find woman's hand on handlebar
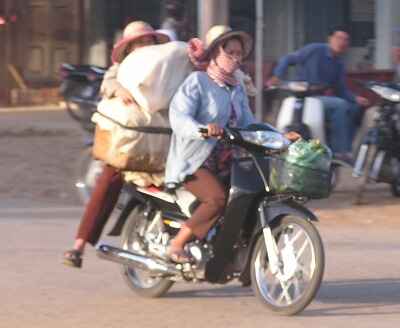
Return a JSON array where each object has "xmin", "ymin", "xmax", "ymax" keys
[
  {"xmin": 202, "ymin": 124, "xmax": 224, "ymax": 139},
  {"xmin": 283, "ymin": 131, "xmax": 302, "ymax": 142}
]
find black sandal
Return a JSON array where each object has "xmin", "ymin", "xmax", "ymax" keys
[{"xmin": 60, "ymin": 249, "xmax": 82, "ymax": 268}]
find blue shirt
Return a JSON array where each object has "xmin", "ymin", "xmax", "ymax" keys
[
  {"xmin": 165, "ymin": 71, "xmax": 256, "ymax": 187},
  {"xmin": 273, "ymin": 43, "xmax": 356, "ymax": 103}
]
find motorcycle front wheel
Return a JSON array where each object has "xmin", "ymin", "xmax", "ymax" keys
[
  {"xmin": 352, "ymin": 144, "xmax": 378, "ymax": 205},
  {"xmin": 250, "ymin": 215, "xmax": 324, "ymax": 316},
  {"xmin": 120, "ymin": 205, "xmax": 174, "ymax": 298}
]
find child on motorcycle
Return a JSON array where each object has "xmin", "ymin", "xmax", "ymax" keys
[{"xmin": 60, "ymin": 21, "xmax": 170, "ymax": 268}]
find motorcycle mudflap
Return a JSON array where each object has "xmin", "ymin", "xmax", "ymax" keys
[{"xmin": 205, "ymin": 156, "xmax": 268, "ymax": 283}]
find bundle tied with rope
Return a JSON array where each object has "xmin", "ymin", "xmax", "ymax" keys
[{"xmin": 92, "ymin": 41, "xmax": 193, "ymax": 186}]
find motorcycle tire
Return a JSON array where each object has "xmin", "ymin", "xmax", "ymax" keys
[
  {"xmin": 250, "ymin": 215, "xmax": 325, "ymax": 316},
  {"xmin": 390, "ymin": 179, "xmax": 400, "ymax": 197},
  {"xmin": 352, "ymin": 144, "xmax": 378, "ymax": 205},
  {"xmin": 330, "ymin": 163, "xmax": 340, "ymax": 190},
  {"xmin": 120, "ymin": 204, "xmax": 174, "ymax": 298},
  {"xmin": 74, "ymin": 146, "xmax": 104, "ymax": 205}
]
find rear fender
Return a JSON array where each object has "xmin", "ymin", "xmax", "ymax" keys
[{"xmin": 107, "ymin": 194, "xmax": 141, "ymax": 236}]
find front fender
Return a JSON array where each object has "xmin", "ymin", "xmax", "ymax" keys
[
  {"xmin": 264, "ymin": 199, "xmax": 318, "ymax": 223},
  {"xmin": 237, "ymin": 199, "xmax": 318, "ymax": 285}
]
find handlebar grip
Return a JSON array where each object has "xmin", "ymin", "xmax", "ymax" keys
[
  {"xmin": 199, "ymin": 128, "xmax": 208, "ymax": 134},
  {"xmin": 353, "ymin": 79, "xmax": 367, "ymax": 86}
]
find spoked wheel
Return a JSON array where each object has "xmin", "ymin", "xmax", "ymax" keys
[
  {"xmin": 74, "ymin": 146, "xmax": 104, "ymax": 205},
  {"xmin": 250, "ymin": 215, "xmax": 324, "ymax": 316},
  {"xmin": 120, "ymin": 205, "xmax": 174, "ymax": 298},
  {"xmin": 352, "ymin": 145, "xmax": 378, "ymax": 205}
]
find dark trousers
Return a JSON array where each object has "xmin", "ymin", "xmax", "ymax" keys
[
  {"xmin": 183, "ymin": 167, "xmax": 228, "ymax": 239},
  {"xmin": 76, "ymin": 164, "xmax": 122, "ymax": 245}
]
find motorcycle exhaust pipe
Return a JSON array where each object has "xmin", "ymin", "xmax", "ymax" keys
[{"xmin": 96, "ymin": 242, "xmax": 181, "ymax": 275}]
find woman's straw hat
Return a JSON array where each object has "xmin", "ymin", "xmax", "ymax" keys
[
  {"xmin": 202, "ymin": 25, "xmax": 254, "ymax": 60},
  {"xmin": 111, "ymin": 21, "xmax": 171, "ymax": 63}
]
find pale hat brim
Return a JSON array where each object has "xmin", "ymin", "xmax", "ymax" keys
[
  {"xmin": 111, "ymin": 32, "xmax": 170, "ymax": 63},
  {"xmin": 200, "ymin": 30, "xmax": 254, "ymax": 61}
]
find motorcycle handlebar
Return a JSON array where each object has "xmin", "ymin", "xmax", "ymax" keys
[{"xmin": 198, "ymin": 127, "xmax": 226, "ymax": 138}]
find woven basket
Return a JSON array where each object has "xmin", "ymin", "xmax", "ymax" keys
[{"xmin": 92, "ymin": 124, "xmax": 169, "ymax": 173}]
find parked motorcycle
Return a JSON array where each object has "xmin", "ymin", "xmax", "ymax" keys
[
  {"xmin": 59, "ymin": 63, "xmax": 107, "ymax": 132},
  {"xmin": 59, "ymin": 63, "xmax": 106, "ymax": 205},
  {"xmin": 96, "ymin": 124, "xmax": 330, "ymax": 316},
  {"xmin": 272, "ymin": 80, "xmax": 348, "ymax": 188},
  {"xmin": 352, "ymin": 80, "xmax": 400, "ymax": 205}
]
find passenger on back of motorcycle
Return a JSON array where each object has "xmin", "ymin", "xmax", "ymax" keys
[
  {"xmin": 266, "ymin": 25, "xmax": 370, "ymax": 165},
  {"xmin": 165, "ymin": 30, "xmax": 300, "ymax": 264},
  {"xmin": 60, "ymin": 21, "xmax": 171, "ymax": 269}
]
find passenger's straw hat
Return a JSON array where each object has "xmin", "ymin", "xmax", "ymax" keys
[
  {"xmin": 111, "ymin": 21, "xmax": 170, "ymax": 63},
  {"xmin": 202, "ymin": 25, "xmax": 254, "ymax": 60}
]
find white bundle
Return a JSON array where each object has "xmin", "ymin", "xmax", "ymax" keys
[{"xmin": 117, "ymin": 41, "xmax": 193, "ymax": 113}]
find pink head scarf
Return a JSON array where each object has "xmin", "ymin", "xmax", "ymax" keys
[{"xmin": 187, "ymin": 37, "xmax": 241, "ymax": 86}]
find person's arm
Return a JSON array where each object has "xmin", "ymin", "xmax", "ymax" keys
[
  {"xmin": 334, "ymin": 61, "xmax": 369, "ymax": 106},
  {"xmin": 100, "ymin": 63, "xmax": 136, "ymax": 105},
  {"xmin": 100, "ymin": 64, "xmax": 121, "ymax": 98},
  {"xmin": 266, "ymin": 43, "xmax": 315, "ymax": 86},
  {"xmin": 169, "ymin": 73, "xmax": 205, "ymax": 139}
]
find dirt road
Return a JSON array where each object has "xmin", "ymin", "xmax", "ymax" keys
[{"xmin": 0, "ymin": 106, "xmax": 399, "ymax": 327}]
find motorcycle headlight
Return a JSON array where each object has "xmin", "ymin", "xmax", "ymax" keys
[
  {"xmin": 239, "ymin": 130, "xmax": 290, "ymax": 150},
  {"xmin": 287, "ymin": 81, "xmax": 309, "ymax": 92},
  {"xmin": 371, "ymin": 85, "xmax": 400, "ymax": 102}
]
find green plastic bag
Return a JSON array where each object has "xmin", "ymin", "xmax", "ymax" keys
[
  {"xmin": 269, "ymin": 139, "xmax": 332, "ymax": 198},
  {"xmin": 286, "ymin": 139, "xmax": 332, "ymax": 172}
]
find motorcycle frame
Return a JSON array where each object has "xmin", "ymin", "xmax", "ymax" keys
[{"xmin": 107, "ymin": 150, "xmax": 319, "ymax": 284}]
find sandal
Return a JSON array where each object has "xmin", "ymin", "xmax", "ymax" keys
[
  {"xmin": 60, "ymin": 249, "xmax": 82, "ymax": 268},
  {"xmin": 168, "ymin": 250, "xmax": 194, "ymax": 264}
]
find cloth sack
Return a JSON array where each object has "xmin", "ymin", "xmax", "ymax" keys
[
  {"xmin": 117, "ymin": 41, "xmax": 194, "ymax": 113},
  {"xmin": 92, "ymin": 98, "xmax": 171, "ymax": 173}
]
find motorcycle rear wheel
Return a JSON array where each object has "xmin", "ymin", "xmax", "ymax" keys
[
  {"xmin": 352, "ymin": 144, "xmax": 378, "ymax": 205},
  {"xmin": 120, "ymin": 205, "xmax": 174, "ymax": 298},
  {"xmin": 250, "ymin": 215, "xmax": 324, "ymax": 316}
]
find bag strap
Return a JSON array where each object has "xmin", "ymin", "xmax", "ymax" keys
[{"xmin": 95, "ymin": 111, "xmax": 172, "ymax": 135}]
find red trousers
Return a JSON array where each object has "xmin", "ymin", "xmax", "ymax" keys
[{"xmin": 76, "ymin": 164, "xmax": 122, "ymax": 245}]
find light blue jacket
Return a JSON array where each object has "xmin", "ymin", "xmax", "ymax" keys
[{"xmin": 165, "ymin": 71, "xmax": 256, "ymax": 187}]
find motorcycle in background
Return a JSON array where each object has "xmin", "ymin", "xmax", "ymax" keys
[
  {"xmin": 59, "ymin": 63, "xmax": 106, "ymax": 205},
  {"xmin": 271, "ymin": 80, "xmax": 343, "ymax": 188},
  {"xmin": 96, "ymin": 124, "xmax": 330, "ymax": 316},
  {"xmin": 352, "ymin": 80, "xmax": 400, "ymax": 205},
  {"xmin": 59, "ymin": 63, "xmax": 107, "ymax": 132}
]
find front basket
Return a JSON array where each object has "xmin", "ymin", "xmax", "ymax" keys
[{"xmin": 268, "ymin": 157, "xmax": 332, "ymax": 199}]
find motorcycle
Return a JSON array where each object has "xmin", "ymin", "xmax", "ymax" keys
[
  {"xmin": 352, "ymin": 80, "xmax": 400, "ymax": 205},
  {"xmin": 96, "ymin": 123, "xmax": 330, "ymax": 315},
  {"xmin": 59, "ymin": 63, "xmax": 106, "ymax": 205},
  {"xmin": 272, "ymin": 80, "xmax": 350, "ymax": 189},
  {"xmin": 59, "ymin": 63, "xmax": 107, "ymax": 132}
]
